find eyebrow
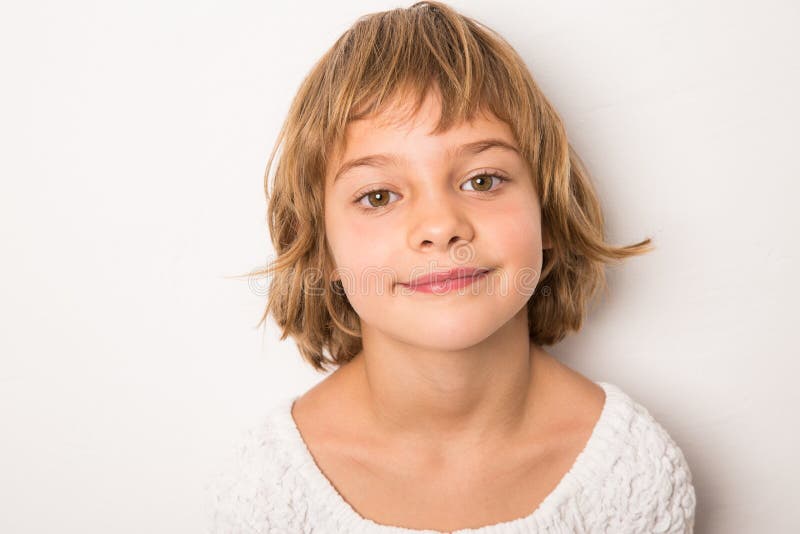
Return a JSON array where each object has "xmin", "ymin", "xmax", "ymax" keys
[{"xmin": 332, "ymin": 137, "xmax": 521, "ymax": 183}]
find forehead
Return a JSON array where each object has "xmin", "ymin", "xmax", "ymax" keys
[{"xmin": 329, "ymin": 91, "xmax": 517, "ymax": 171}]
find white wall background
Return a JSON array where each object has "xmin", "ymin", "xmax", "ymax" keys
[{"xmin": 2, "ymin": 1, "xmax": 798, "ymax": 532}]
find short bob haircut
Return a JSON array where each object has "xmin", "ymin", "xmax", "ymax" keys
[{"xmin": 247, "ymin": 1, "xmax": 653, "ymax": 373}]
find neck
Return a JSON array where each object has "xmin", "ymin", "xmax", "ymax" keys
[{"xmin": 347, "ymin": 307, "xmax": 541, "ymax": 458}]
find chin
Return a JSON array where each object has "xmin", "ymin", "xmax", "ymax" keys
[{"xmin": 397, "ymin": 315, "xmax": 507, "ymax": 348}]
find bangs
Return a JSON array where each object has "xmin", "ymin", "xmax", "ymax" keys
[{"xmin": 321, "ymin": 3, "xmax": 536, "ymax": 158}]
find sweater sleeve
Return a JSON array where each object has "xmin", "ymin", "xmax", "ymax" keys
[
  {"xmin": 205, "ymin": 424, "xmax": 302, "ymax": 534},
  {"xmin": 651, "ymin": 437, "xmax": 697, "ymax": 533},
  {"xmin": 629, "ymin": 410, "xmax": 697, "ymax": 534}
]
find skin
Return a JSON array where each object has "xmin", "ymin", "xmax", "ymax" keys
[
  {"xmin": 292, "ymin": 88, "xmax": 606, "ymax": 531},
  {"xmin": 316, "ymin": 86, "xmax": 571, "ymax": 467}
]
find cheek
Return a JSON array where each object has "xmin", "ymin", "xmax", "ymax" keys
[
  {"xmin": 331, "ymin": 217, "xmax": 394, "ymax": 259},
  {"xmin": 493, "ymin": 196, "xmax": 543, "ymax": 251},
  {"xmin": 490, "ymin": 198, "xmax": 544, "ymax": 293},
  {"xmin": 325, "ymin": 208, "xmax": 398, "ymax": 289}
]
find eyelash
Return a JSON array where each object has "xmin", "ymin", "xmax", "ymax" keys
[{"xmin": 352, "ymin": 172, "xmax": 510, "ymax": 212}]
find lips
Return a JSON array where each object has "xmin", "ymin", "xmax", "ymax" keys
[{"xmin": 402, "ymin": 267, "xmax": 492, "ymax": 288}]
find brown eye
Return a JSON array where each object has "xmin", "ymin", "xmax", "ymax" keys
[
  {"xmin": 354, "ymin": 173, "xmax": 508, "ymax": 213},
  {"xmin": 472, "ymin": 175, "xmax": 492, "ymax": 191},
  {"xmin": 462, "ymin": 173, "xmax": 507, "ymax": 193},
  {"xmin": 365, "ymin": 190, "xmax": 390, "ymax": 208},
  {"xmin": 354, "ymin": 188, "xmax": 397, "ymax": 210}
]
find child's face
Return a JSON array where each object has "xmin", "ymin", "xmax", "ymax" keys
[{"xmin": 323, "ymin": 89, "xmax": 548, "ymax": 349}]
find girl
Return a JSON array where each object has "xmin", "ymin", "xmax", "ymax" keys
[{"xmin": 210, "ymin": 2, "xmax": 696, "ymax": 532}]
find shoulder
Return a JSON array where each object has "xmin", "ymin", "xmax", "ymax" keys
[
  {"xmin": 205, "ymin": 399, "xmax": 307, "ymax": 534},
  {"xmin": 539, "ymin": 351, "xmax": 696, "ymax": 532},
  {"xmin": 593, "ymin": 382, "xmax": 698, "ymax": 533}
]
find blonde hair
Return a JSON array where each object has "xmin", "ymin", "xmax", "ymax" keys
[{"xmin": 246, "ymin": 1, "xmax": 653, "ymax": 373}]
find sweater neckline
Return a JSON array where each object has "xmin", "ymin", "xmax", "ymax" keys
[{"xmin": 268, "ymin": 380, "xmax": 627, "ymax": 533}]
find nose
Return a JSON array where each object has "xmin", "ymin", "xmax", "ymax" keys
[{"xmin": 406, "ymin": 189, "xmax": 476, "ymax": 256}]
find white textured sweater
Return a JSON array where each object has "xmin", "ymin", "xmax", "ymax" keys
[{"xmin": 207, "ymin": 381, "xmax": 696, "ymax": 533}]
